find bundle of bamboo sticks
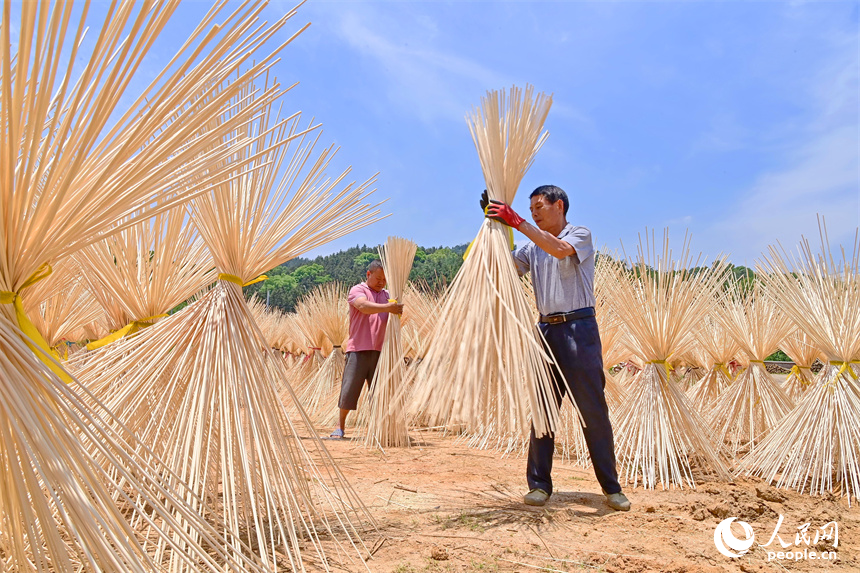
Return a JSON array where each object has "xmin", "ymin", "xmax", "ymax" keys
[
  {"xmin": 402, "ymin": 282, "xmax": 440, "ymax": 361},
  {"xmin": 364, "ymin": 236, "xmax": 417, "ymax": 450},
  {"xmin": 707, "ymin": 282, "xmax": 794, "ymax": 457},
  {"xmin": 780, "ymin": 330, "xmax": 824, "ymax": 401},
  {"xmin": 607, "ymin": 230, "xmax": 731, "ymax": 489},
  {"xmin": 299, "ymin": 282, "xmax": 351, "ymax": 423},
  {"xmin": 686, "ymin": 315, "xmax": 740, "ymax": 412},
  {"xmin": 740, "ymin": 224, "xmax": 860, "ymax": 502},
  {"xmin": 409, "ymin": 85, "xmax": 563, "ymax": 441},
  {"xmin": 76, "ymin": 207, "xmax": 214, "ymax": 350},
  {"xmin": 72, "ymin": 84, "xmax": 384, "ymax": 569},
  {"xmin": 1, "ymin": 1, "xmax": 313, "ymax": 569}
]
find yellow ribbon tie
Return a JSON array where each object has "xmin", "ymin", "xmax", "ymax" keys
[
  {"xmin": 647, "ymin": 359, "xmax": 674, "ymax": 381},
  {"xmin": 388, "ymin": 298, "xmax": 398, "ymax": 304},
  {"xmin": 714, "ymin": 362, "xmax": 733, "ymax": 380},
  {"xmin": 86, "ymin": 313, "xmax": 168, "ymax": 351},
  {"xmin": 0, "ymin": 263, "xmax": 72, "ymax": 384},
  {"xmin": 831, "ymin": 361, "xmax": 859, "ymax": 381},
  {"xmin": 218, "ymin": 273, "xmax": 268, "ymax": 287}
]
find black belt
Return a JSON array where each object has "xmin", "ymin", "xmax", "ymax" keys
[{"xmin": 539, "ymin": 307, "xmax": 595, "ymax": 324}]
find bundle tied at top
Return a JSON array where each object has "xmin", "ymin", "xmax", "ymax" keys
[
  {"xmin": 409, "ymin": 85, "xmax": 569, "ymax": 440},
  {"xmin": 740, "ymin": 221, "xmax": 860, "ymax": 502},
  {"xmin": 364, "ymin": 236, "xmax": 417, "ymax": 450}
]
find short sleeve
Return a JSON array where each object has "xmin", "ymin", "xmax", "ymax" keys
[
  {"xmin": 562, "ymin": 226, "xmax": 594, "ymax": 264},
  {"xmin": 347, "ymin": 284, "xmax": 367, "ymax": 306},
  {"xmin": 512, "ymin": 244, "xmax": 531, "ymax": 276}
]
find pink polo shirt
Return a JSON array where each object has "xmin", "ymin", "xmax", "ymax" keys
[{"xmin": 345, "ymin": 282, "xmax": 390, "ymax": 352}]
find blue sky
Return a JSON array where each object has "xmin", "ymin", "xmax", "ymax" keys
[{"xmin": 19, "ymin": 0, "xmax": 860, "ymax": 266}]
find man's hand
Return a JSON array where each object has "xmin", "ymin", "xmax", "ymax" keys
[
  {"xmin": 480, "ymin": 189, "xmax": 489, "ymax": 213},
  {"xmin": 486, "ymin": 200, "xmax": 525, "ymax": 229},
  {"xmin": 388, "ymin": 302, "xmax": 404, "ymax": 315}
]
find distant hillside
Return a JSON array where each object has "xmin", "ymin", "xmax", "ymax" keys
[{"xmin": 245, "ymin": 243, "xmax": 469, "ymax": 312}]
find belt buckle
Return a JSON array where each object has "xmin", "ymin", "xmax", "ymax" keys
[{"xmin": 548, "ymin": 314, "xmax": 564, "ymax": 324}]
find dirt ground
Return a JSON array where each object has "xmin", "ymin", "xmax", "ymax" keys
[{"xmin": 321, "ymin": 430, "xmax": 858, "ymax": 573}]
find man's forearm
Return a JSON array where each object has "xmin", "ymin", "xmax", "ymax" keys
[
  {"xmin": 353, "ymin": 300, "xmax": 391, "ymax": 315},
  {"xmin": 518, "ymin": 222, "xmax": 575, "ymax": 259}
]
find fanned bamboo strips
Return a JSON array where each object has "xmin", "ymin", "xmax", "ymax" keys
[
  {"xmin": 607, "ymin": 230, "xmax": 731, "ymax": 489},
  {"xmin": 780, "ymin": 330, "xmax": 825, "ymax": 401},
  {"xmin": 298, "ymin": 283, "xmax": 350, "ymax": 423},
  {"xmin": 75, "ymin": 206, "xmax": 215, "ymax": 341},
  {"xmin": 1, "ymin": 1, "xmax": 316, "ymax": 569},
  {"xmin": 72, "ymin": 88, "xmax": 384, "ymax": 570},
  {"xmin": 401, "ymin": 282, "xmax": 440, "ymax": 361},
  {"xmin": 23, "ymin": 260, "xmax": 102, "ymax": 351},
  {"xmin": 0, "ymin": 320, "xmax": 274, "ymax": 573},
  {"xmin": 706, "ymin": 283, "xmax": 794, "ymax": 457},
  {"xmin": 364, "ymin": 237, "xmax": 417, "ymax": 450},
  {"xmin": 740, "ymin": 224, "xmax": 860, "ymax": 502},
  {"xmin": 686, "ymin": 316, "xmax": 740, "ymax": 412},
  {"xmin": 409, "ymin": 85, "xmax": 564, "ymax": 439},
  {"xmin": 594, "ymin": 253, "xmax": 628, "ymax": 409}
]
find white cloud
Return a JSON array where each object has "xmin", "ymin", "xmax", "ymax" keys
[{"xmin": 333, "ymin": 8, "xmax": 508, "ymax": 124}]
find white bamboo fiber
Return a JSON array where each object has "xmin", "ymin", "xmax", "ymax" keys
[
  {"xmin": 607, "ymin": 230, "xmax": 732, "ymax": 489},
  {"xmin": 706, "ymin": 282, "xmax": 794, "ymax": 457},
  {"xmin": 0, "ymin": 1, "xmax": 313, "ymax": 569},
  {"xmin": 686, "ymin": 315, "xmax": 740, "ymax": 412},
  {"xmin": 409, "ymin": 85, "xmax": 565, "ymax": 440},
  {"xmin": 72, "ymin": 90, "xmax": 384, "ymax": 570},
  {"xmin": 364, "ymin": 237, "xmax": 418, "ymax": 450},
  {"xmin": 740, "ymin": 224, "xmax": 860, "ymax": 502}
]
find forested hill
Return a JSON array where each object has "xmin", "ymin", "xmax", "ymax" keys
[{"xmin": 245, "ymin": 244, "xmax": 469, "ymax": 312}]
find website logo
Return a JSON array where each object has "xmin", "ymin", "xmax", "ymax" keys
[
  {"xmin": 713, "ymin": 515, "xmax": 838, "ymax": 562},
  {"xmin": 714, "ymin": 518, "xmax": 755, "ymax": 558}
]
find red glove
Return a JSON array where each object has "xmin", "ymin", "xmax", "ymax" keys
[{"xmin": 485, "ymin": 200, "xmax": 525, "ymax": 229}]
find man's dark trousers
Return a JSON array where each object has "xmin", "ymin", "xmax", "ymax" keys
[{"xmin": 527, "ymin": 315, "xmax": 621, "ymax": 495}]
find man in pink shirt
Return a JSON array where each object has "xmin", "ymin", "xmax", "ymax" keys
[{"xmin": 330, "ymin": 260, "xmax": 403, "ymax": 438}]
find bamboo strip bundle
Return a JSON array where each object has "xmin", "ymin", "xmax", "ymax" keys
[
  {"xmin": 409, "ymin": 85, "xmax": 564, "ymax": 439},
  {"xmin": 706, "ymin": 282, "xmax": 794, "ymax": 457},
  {"xmin": 1, "ymin": 1, "xmax": 315, "ymax": 569},
  {"xmin": 76, "ymin": 206, "xmax": 215, "ymax": 349},
  {"xmin": 299, "ymin": 283, "xmax": 350, "ymax": 423},
  {"xmin": 780, "ymin": 330, "xmax": 825, "ymax": 401},
  {"xmin": 277, "ymin": 311, "xmax": 306, "ymax": 356},
  {"xmin": 72, "ymin": 92, "xmax": 385, "ymax": 570},
  {"xmin": 739, "ymin": 225, "xmax": 860, "ymax": 501},
  {"xmin": 364, "ymin": 237, "xmax": 417, "ymax": 450},
  {"xmin": 606, "ymin": 230, "xmax": 731, "ymax": 489},
  {"xmin": 686, "ymin": 316, "xmax": 740, "ymax": 412},
  {"xmin": 23, "ymin": 260, "xmax": 103, "ymax": 353},
  {"xmin": 401, "ymin": 282, "xmax": 440, "ymax": 361},
  {"xmin": 594, "ymin": 252, "xmax": 629, "ymax": 408},
  {"xmin": 247, "ymin": 295, "xmax": 283, "ymax": 348},
  {"xmin": 291, "ymin": 296, "xmax": 332, "ymax": 393}
]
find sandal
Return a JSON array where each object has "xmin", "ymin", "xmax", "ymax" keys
[{"xmin": 329, "ymin": 428, "xmax": 345, "ymax": 439}]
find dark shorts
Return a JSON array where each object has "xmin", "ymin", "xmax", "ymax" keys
[{"xmin": 338, "ymin": 350, "xmax": 381, "ymax": 410}]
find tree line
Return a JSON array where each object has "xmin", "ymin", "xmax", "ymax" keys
[{"xmin": 244, "ymin": 244, "xmax": 469, "ymax": 312}]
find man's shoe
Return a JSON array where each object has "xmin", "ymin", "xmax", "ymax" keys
[
  {"xmin": 605, "ymin": 491, "xmax": 631, "ymax": 511},
  {"xmin": 523, "ymin": 488, "xmax": 550, "ymax": 506},
  {"xmin": 329, "ymin": 428, "xmax": 345, "ymax": 439}
]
